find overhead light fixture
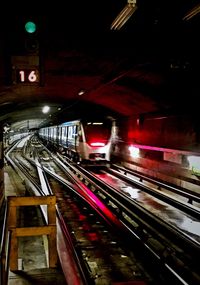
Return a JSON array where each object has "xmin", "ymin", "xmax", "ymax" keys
[
  {"xmin": 110, "ymin": 0, "xmax": 137, "ymax": 30},
  {"xmin": 78, "ymin": 90, "xmax": 85, "ymax": 96},
  {"xmin": 42, "ymin": 105, "xmax": 50, "ymax": 114},
  {"xmin": 183, "ymin": 4, "xmax": 200, "ymax": 21}
]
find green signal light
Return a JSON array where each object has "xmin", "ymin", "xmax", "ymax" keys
[{"xmin": 25, "ymin": 21, "xmax": 36, "ymax": 33}]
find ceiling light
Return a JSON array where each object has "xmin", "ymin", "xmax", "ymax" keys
[
  {"xmin": 110, "ymin": 0, "xmax": 137, "ymax": 30},
  {"xmin": 42, "ymin": 105, "xmax": 50, "ymax": 114},
  {"xmin": 78, "ymin": 90, "xmax": 85, "ymax": 96},
  {"xmin": 183, "ymin": 4, "xmax": 200, "ymax": 21}
]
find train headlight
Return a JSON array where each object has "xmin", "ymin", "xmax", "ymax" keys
[
  {"xmin": 128, "ymin": 145, "xmax": 140, "ymax": 158},
  {"xmin": 188, "ymin": 156, "xmax": 200, "ymax": 176}
]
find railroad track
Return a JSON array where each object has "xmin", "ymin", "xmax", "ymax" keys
[{"xmin": 5, "ymin": 136, "xmax": 200, "ymax": 285}]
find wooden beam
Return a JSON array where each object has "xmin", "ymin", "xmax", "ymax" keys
[
  {"xmin": 7, "ymin": 195, "xmax": 56, "ymax": 207},
  {"xmin": 7, "ymin": 195, "xmax": 58, "ymax": 271},
  {"xmin": 15, "ymin": 226, "xmax": 55, "ymax": 237}
]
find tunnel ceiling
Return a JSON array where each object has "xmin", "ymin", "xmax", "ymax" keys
[{"xmin": 0, "ymin": 0, "xmax": 200, "ymax": 131}]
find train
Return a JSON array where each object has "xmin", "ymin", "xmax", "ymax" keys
[{"xmin": 38, "ymin": 117, "xmax": 118, "ymax": 164}]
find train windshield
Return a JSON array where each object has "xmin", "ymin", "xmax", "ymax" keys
[{"xmin": 84, "ymin": 121, "xmax": 112, "ymax": 146}]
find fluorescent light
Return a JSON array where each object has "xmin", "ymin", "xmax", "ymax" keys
[
  {"xmin": 111, "ymin": 0, "xmax": 137, "ymax": 30},
  {"xmin": 183, "ymin": 4, "xmax": 200, "ymax": 21}
]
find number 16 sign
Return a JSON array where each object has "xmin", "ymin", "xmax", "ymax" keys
[{"xmin": 17, "ymin": 69, "xmax": 40, "ymax": 84}]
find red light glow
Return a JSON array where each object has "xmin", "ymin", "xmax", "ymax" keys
[{"xmin": 76, "ymin": 181, "xmax": 124, "ymax": 229}]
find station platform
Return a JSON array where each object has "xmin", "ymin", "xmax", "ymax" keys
[{"xmin": 4, "ymin": 164, "xmax": 67, "ymax": 285}]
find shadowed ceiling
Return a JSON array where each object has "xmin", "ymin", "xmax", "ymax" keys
[{"xmin": 0, "ymin": 0, "xmax": 200, "ymax": 131}]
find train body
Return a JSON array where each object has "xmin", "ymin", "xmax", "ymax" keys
[{"xmin": 38, "ymin": 117, "xmax": 117, "ymax": 164}]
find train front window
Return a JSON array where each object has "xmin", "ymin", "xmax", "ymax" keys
[{"xmin": 84, "ymin": 121, "xmax": 112, "ymax": 146}]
